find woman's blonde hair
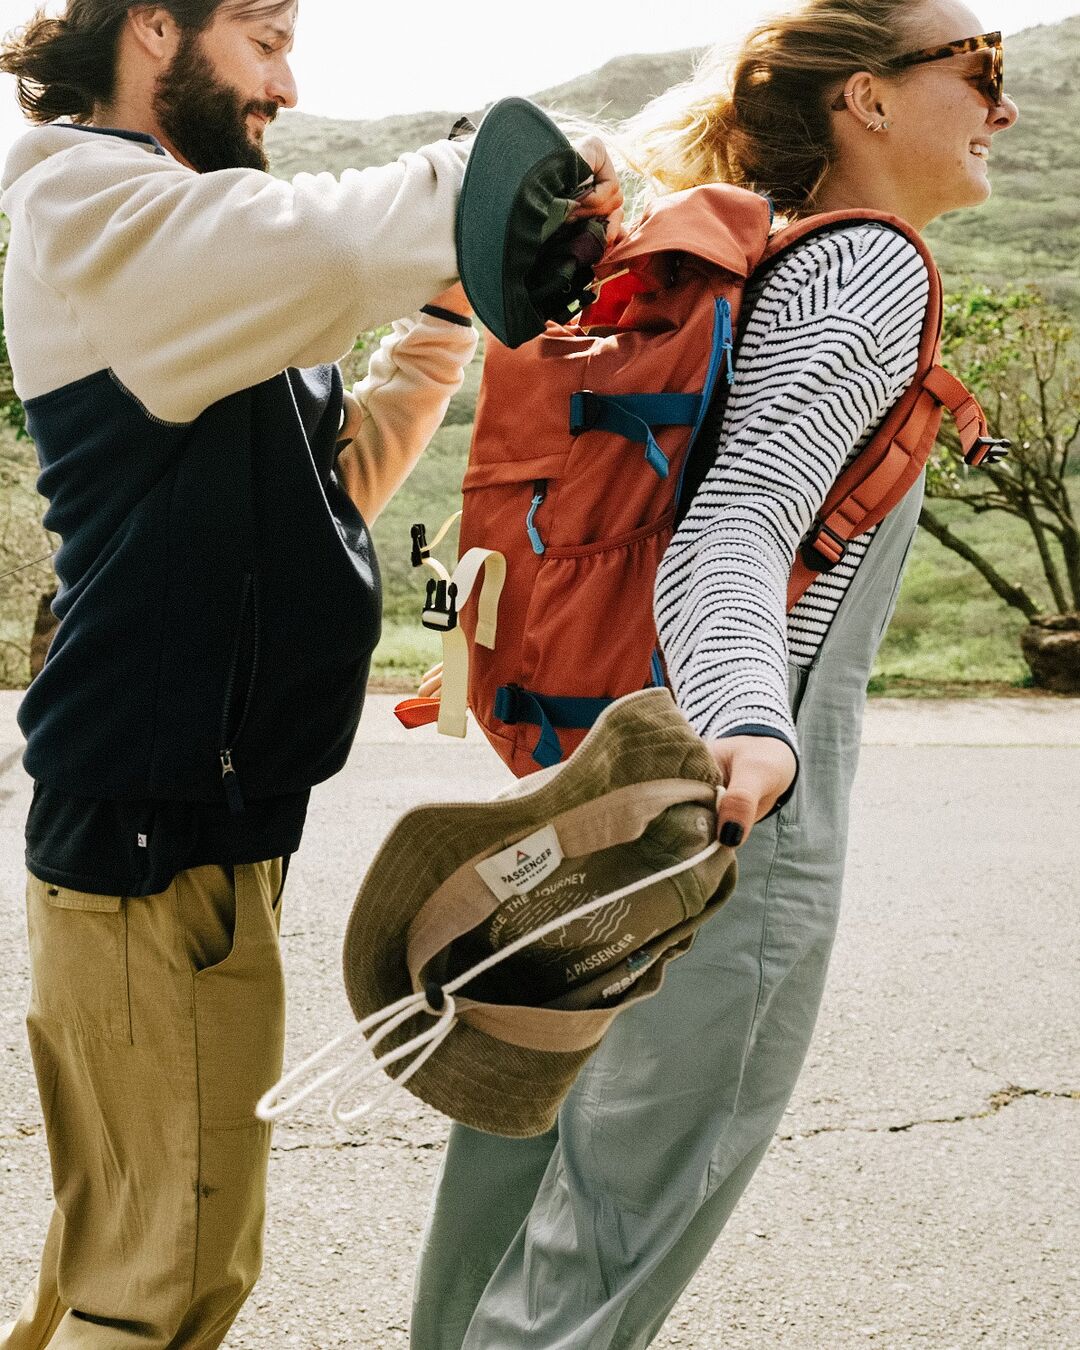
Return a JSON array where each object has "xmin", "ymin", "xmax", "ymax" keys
[{"xmin": 622, "ymin": 0, "xmax": 922, "ymax": 215}]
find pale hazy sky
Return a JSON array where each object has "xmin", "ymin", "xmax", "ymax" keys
[{"xmin": 0, "ymin": 0, "xmax": 1077, "ymax": 166}]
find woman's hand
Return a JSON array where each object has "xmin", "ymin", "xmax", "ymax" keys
[
  {"xmin": 417, "ymin": 662, "xmax": 443, "ymax": 700},
  {"xmin": 708, "ymin": 735, "xmax": 798, "ymax": 848},
  {"xmin": 569, "ymin": 135, "xmax": 625, "ymax": 244}
]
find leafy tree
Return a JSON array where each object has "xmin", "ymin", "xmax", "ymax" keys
[{"xmin": 922, "ymin": 285, "xmax": 1080, "ymax": 618}]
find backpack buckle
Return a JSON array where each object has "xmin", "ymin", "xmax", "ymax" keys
[
  {"xmin": 569, "ymin": 390, "xmax": 601, "ymax": 435},
  {"xmin": 422, "ymin": 579, "xmax": 458, "ymax": 632},
  {"xmin": 964, "ymin": 436, "xmax": 1011, "ymax": 468},
  {"xmin": 800, "ymin": 520, "xmax": 848, "ymax": 573}
]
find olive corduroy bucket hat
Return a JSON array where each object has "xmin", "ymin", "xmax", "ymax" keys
[{"xmin": 258, "ymin": 689, "xmax": 738, "ymax": 1138}]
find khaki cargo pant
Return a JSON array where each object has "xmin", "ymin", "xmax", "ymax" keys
[{"xmin": 1, "ymin": 859, "xmax": 286, "ymax": 1349}]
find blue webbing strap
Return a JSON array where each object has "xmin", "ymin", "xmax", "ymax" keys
[
  {"xmin": 569, "ymin": 392, "xmax": 704, "ymax": 480},
  {"xmin": 493, "ymin": 686, "xmax": 615, "ymax": 768}
]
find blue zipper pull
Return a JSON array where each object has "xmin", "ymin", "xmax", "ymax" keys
[
  {"xmin": 526, "ymin": 481, "xmax": 547, "ymax": 555},
  {"xmin": 721, "ymin": 299, "xmax": 735, "ymax": 385}
]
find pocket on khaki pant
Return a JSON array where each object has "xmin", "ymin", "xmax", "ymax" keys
[
  {"xmin": 26, "ymin": 876, "xmax": 132, "ymax": 1043},
  {"xmin": 188, "ymin": 861, "xmax": 286, "ymax": 1129}
]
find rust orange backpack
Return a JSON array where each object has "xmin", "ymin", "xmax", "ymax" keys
[{"xmin": 397, "ymin": 184, "xmax": 1006, "ymax": 777}]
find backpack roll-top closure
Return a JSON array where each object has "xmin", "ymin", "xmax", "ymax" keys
[{"xmin": 597, "ymin": 184, "xmax": 774, "ymax": 280}]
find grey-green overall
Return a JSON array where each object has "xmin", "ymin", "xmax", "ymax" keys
[{"xmin": 410, "ymin": 475, "xmax": 923, "ymax": 1350}]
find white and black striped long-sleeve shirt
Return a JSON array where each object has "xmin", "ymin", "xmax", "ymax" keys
[{"xmin": 654, "ymin": 223, "xmax": 931, "ymax": 755}]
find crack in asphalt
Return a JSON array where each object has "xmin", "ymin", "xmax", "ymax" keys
[
  {"xmin": 9, "ymin": 1083, "xmax": 1077, "ymax": 1156},
  {"xmin": 267, "ymin": 1085, "xmax": 1079, "ymax": 1156},
  {"xmin": 778, "ymin": 1084, "xmax": 1079, "ymax": 1143},
  {"xmin": 0, "ymin": 747, "xmax": 24, "ymax": 803},
  {"xmin": 272, "ymin": 1134, "xmax": 441, "ymax": 1154},
  {"xmin": 0, "ymin": 748, "xmax": 23, "ymax": 780}
]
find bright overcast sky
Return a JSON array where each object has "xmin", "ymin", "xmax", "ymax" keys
[{"xmin": 0, "ymin": 0, "xmax": 1077, "ymax": 165}]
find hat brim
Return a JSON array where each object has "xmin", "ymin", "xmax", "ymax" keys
[
  {"xmin": 342, "ymin": 689, "xmax": 731, "ymax": 1137},
  {"xmin": 456, "ymin": 97, "xmax": 594, "ymax": 349}
]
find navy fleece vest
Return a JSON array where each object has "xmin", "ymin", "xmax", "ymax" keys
[{"xmin": 19, "ymin": 362, "xmax": 381, "ymax": 805}]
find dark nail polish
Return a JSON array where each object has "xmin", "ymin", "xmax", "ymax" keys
[{"xmin": 720, "ymin": 822, "xmax": 744, "ymax": 848}]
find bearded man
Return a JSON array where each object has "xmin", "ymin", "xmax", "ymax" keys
[{"xmin": 0, "ymin": 2, "xmax": 619, "ymax": 1344}]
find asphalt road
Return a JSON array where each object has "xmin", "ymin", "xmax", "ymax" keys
[{"xmin": 1, "ymin": 693, "xmax": 1078, "ymax": 1348}]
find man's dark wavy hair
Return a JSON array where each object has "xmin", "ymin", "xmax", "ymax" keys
[{"xmin": 0, "ymin": 0, "xmax": 294, "ymax": 124}]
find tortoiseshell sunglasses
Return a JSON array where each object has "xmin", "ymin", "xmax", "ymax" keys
[{"xmin": 830, "ymin": 31, "xmax": 1005, "ymax": 112}]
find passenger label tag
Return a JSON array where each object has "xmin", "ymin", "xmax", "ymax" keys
[{"xmin": 475, "ymin": 826, "xmax": 564, "ymax": 900}]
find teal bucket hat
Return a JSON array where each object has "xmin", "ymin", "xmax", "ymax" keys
[{"xmin": 455, "ymin": 97, "xmax": 608, "ymax": 349}]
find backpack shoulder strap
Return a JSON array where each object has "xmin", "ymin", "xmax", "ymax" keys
[
  {"xmin": 762, "ymin": 208, "xmax": 944, "ymax": 353},
  {"xmin": 768, "ymin": 211, "xmax": 1008, "ymax": 610}
]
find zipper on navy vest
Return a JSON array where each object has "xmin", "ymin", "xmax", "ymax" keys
[{"xmin": 219, "ymin": 573, "xmax": 260, "ymax": 815}]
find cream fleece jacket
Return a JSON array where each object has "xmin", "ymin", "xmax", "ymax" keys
[{"xmin": 0, "ymin": 123, "xmax": 476, "ymax": 487}]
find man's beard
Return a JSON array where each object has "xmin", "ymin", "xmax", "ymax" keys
[{"xmin": 153, "ymin": 31, "xmax": 278, "ymax": 172}]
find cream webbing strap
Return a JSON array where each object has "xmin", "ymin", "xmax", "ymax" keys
[
  {"xmin": 416, "ymin": 512, "xmax": 460, "ymax": 582},
  {"xmin": 436, "ymin": 548, "xmax": 506, "ymax": 738},
  {"xmin": 417, "ymin": 512, "xmax": 505, "ymax": 740}
]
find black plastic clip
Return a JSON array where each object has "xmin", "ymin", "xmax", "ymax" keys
[
  {"xmin": 424, "ymin": 980, "xmax": 447, "ymax": 1014},
  {"xmin": 422, "ymin": 578, "xmax": 458, "ymax": 632},
  {"xmin": 800, "ymin": 520, "xmax": 848, "ymax": 574},
  {"xmin": 569, "ymin": 390, "xmax": 601, "ymax": 435},
  {"xmin": 410, "ymin": 523, "xmax": 429, "ymax": 568},
  {"xmin": 964, "ymin": 436, "xmax": 1011, "ymax": 468}
]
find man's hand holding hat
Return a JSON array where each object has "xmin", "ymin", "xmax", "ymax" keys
[
  {"xmin": 567, "ymin": 134, "xmax": 625, "ymax": 244},
  {"xmin": 455, "ymin": 99, "xmax": 625, "ymax": 348}
]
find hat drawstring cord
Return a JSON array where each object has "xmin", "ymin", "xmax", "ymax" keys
[
  {"xmin": 255, "ymin": 988, "xmax": 450, "ymax": 1121},
  {"xmin": 306, "ymin": 838, "xmax": 724, "ymax": 1125},
  {"xmin": 329, "ymin": 997, "xmax": 457, "ymax": 1124}
]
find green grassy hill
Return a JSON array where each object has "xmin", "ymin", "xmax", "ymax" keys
[
  {"xmin": 263, "ymin": 49, "xmax": 700, "ymax": 178},
  {"xmin": 266, "ymin": 19, "xmax": 1080, "ymax": 310}
]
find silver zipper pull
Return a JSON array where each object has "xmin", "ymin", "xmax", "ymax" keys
[{"xmin": 220, "ymin": 749, "xmax": 245, "ymax": 815}]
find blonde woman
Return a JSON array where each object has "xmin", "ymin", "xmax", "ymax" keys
[{"xmin": 411, "ymin": 2, "xmax": 1018, "ymax": 1346}]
